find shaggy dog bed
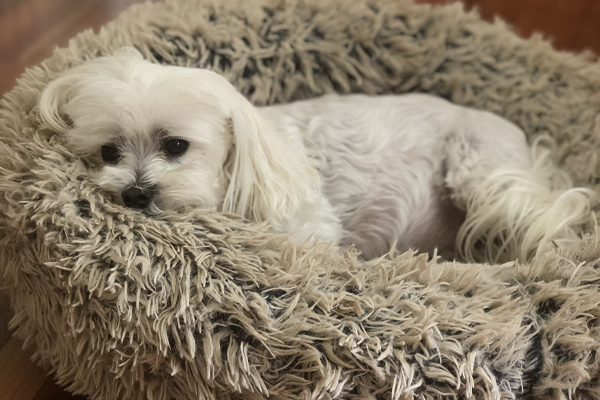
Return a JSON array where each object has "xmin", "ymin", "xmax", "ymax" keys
[{"xmin": 1, "ymin": 0, "xmax": 600, "ymax": 399}]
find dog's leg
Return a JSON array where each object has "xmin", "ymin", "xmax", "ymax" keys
[
  {"xmin": 443, "ymin": 112, "xmax": 594, "ymax": 263},
  {"xmin": 282, "ymin": 196, "xmax": 343, "ymax": 245}
]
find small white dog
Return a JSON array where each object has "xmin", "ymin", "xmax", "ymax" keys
[{"xmin": 39, "ymin": 49, "xmax": 594, "ymax": 262}]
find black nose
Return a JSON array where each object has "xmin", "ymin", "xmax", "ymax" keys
[{"xmin": 122, "ymin": 186, "xmax": 154, "ymax": 209}]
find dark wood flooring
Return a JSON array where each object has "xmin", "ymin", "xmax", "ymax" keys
[
  {"xmin": 1, "ymin": 0, "xmax": 600, "ymax": 399},
  {"xmin": 0, "ymin": 0, "xmax": 147, "ymax": 95}
]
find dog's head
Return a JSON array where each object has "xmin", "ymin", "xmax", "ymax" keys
[{"xmin": 39, "ymin": 49, "xmax": 317, "ymax": 227}]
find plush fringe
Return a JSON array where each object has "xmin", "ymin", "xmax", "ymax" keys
[{"xmin": 459, "ymin": 136, "xmax": 596, "ymax": 263}]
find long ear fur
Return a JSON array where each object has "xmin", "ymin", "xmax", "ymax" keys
[
  {"xmin": 39, "ymin": 72, "xmax": 82, "ymax": 134},
  {"xmin": 222, "ymin": 90, "xmax": 320, "ymax": 229},
  {"xmin": 39, "ymin": 48, "xmax": 145, "ymax": 134}
]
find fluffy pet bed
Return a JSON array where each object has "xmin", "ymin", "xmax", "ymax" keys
[{"xmin": 1, "ymin": 0, "xmax": 600, "ymax": 399}]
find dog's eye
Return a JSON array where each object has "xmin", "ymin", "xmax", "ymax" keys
[
  {"xmin": 164, "ymin": 139, "xmax": 189, "ymax": 157},
  {"xmin": 101, "ymin": 145, "xmax": 121, "ymax": 164}
]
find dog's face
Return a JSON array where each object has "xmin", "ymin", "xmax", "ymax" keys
[
  {"xmin": 40, "ymin": 49, "xmax": 318, "ymax": 230},
  {"xmin": 40, "ymin": 50, "xmax": 236, "ymax": 213},
  {"xmin": 65, "ymin": 75, "xmax": 234, "ymax": 213}
]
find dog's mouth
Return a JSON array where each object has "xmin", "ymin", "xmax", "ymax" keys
[
  {"xmin": 102, "ymin": 185, "xmax": 161, "ymax": 214},
  {"xmin": 104, "ymin": 179, "xmax": 216, "ymax": 216},
  {"xmin": 141, "ymin": 200, "xmax": 163, "ymax": 215},
  {"xmin": 130, "ymin": 192, "xmax": 211, "ymax": 216}
]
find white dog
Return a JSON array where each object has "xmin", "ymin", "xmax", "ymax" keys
[{"xmin": 39, "ymin": 49, "xmax": 594, "ymax": 262}]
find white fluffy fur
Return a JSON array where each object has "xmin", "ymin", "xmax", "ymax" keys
[{"xmin": 39, "ymin": 49, "xmax": 595, "ymax": 263}]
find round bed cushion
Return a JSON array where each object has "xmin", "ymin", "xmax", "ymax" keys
[{"xmin": 1, "ymin": 0, "xmax": 600, "ymax": 399}]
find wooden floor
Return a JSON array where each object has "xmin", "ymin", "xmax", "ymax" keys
[
  {"xmin": 0, "ymin": 0, "xmax": 147, "ymax": 95},
  {"xmin": 2, "ymin": 0, "xmax": 600, "ymax": 399}
]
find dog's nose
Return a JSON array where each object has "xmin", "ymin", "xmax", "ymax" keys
[{"xmin": 122, "ymin": 186, "xmax": 153, "ymax": 209}]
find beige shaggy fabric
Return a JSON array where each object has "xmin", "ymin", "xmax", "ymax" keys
[{"xmin": 1, "ymin": 0, "xmax": 600, "ymax": 399}]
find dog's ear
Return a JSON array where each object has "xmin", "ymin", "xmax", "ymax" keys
[
  {"xmin": 39, "ymin": 48, "xmax": 144, "ymax": 134},
  {"xmin": 221, "ymin": 91, "xmax": 319, "ymax": 229},
  {"xmin": 39, "ymin": 72, "xmax": 81, "ymax": 134}
]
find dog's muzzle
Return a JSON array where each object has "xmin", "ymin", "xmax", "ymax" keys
[{"xmin": 122, "ymin": 186, "xmax": 154, "ymax": 209}]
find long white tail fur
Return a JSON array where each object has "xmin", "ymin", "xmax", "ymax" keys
[{"xmin": 457, "ymin": 136, "xmax": 595, "ymax": 263}]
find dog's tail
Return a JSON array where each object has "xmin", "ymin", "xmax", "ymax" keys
[{"xmin": 457, "ymin": 136, "xmax": 595, "ymax": 263}]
